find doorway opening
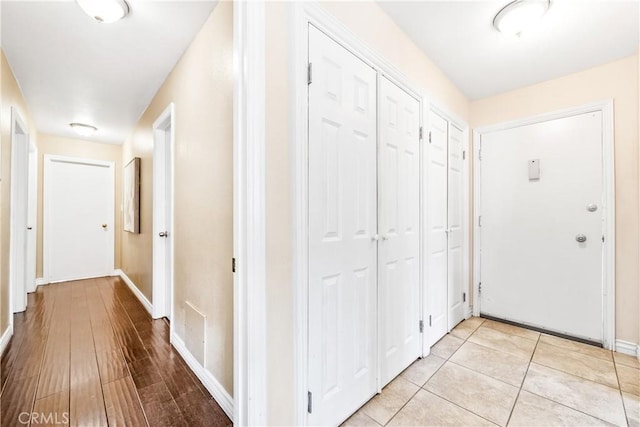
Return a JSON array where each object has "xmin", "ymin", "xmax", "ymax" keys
[
  {"xmin": 9, "ymin": 107, "xmax": 31, "ymax": 314},
  {"xmin": 152, "ymin": 103, "xmax": 175, "ymax": 321}
]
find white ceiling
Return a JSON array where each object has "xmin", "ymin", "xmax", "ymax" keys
[
  {"xmin": 1, "ymin": 1, "xmax": 217, "ymax": 144},
  {"xmin": 377, "ymin": 0, "xmax": 640, "ymax": 100}
]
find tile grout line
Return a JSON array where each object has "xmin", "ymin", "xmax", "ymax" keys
[
  {"xmin": 384, "ymin": 318, "xmax": 487, "ymax": 426},
  {"xmin": 504, "ymin": 330, "xmax": 541, "ymax": 426},
  {"xmin": 420, "ymin": 319, "xmax": 509, "ymax": 426},
  {"xmin": 612, "ymin": 351, "xmax": 630, "ymax": 425},
  {"xmin": 506, "ymin": 334, "xmax": 624, "ymax": 425}
]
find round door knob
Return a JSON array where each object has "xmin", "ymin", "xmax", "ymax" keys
[
  {"xmin": 159, "ymin": 231, "xmax": 168, "ymax": 238},
  {"xmin": 576, "ymin": 234, "xmax": 587, "ymax": 243},
  {"xmin": 27, "ymin": 227, "xmax": 32, "ymax": 230},
  {"xmin": 101, "ymin": 224, "xmax": 107, "ymax": 229}
]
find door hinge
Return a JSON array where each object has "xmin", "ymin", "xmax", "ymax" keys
[
  {"xmin": 428, "ymin": 131, "xmax": 432, "ymax": 143},
  {"xmin": 602, "ymin": 235, "xmax": 605, "ymax": 242},
  {"xmin": 419, "ymin": 126, "xmax": 423, "ymax": 141},
  {"xmin": 428, "ymin": 315, "xmax": 432, "ymax": 327},
  {"xmin": 478, "ymin": 216, "xmax": 482, "ymax": 227},
  {"xmin": 419, "ymin": 320, "xmax": 424, "ymax": 333},
  {"xmin": 307, "ymin": 391, "xmax": 313, "ymax": 414},
  {"xmin": 478, "ymin": 282, "xmax": 482, "ymax": 293},
  {"xmin": 307, "ymin": 63, "xmax": 313, "ymax": 85},
  {"xmin": 232, "ymin": 257, "xmax": 236, "ymax": 273},
  {"xmin": 463, "ymin": 292, "xmax": 466, "ymax": 303},
  {"xmin": 462, "ymin": 150, "xmax": 466, "ymax": 160}
]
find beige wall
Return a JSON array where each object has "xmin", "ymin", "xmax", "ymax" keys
[
  {"xmin": 265, "ymin": 2, "xmax": 471, "ymax": 424},
  {"xmin": 0, "ymin": 50, "xmax": 37, "ymax": 336},
  {"xmin": 470, "ymin": 55, "xmax": 640, "ymax": 344},
  {"xmin": 35, "ymin": 133, "xmax": 122, "ymax": 278},
  {"xmin": 120, "ymin": 1, "xmax": 234, "ymax": 394}
]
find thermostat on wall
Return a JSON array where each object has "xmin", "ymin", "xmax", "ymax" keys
[{"xmin": 528, "ymin": 159, "xmax": 540, "ymax": 180}]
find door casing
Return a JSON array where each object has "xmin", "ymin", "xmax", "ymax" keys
[
  {"xmin": 152, "ymin": 103, "xmax": 175, "ymax": 321},
  {"xmin": 472, "ymin": 100, "xmax": 615, "ymax": 349},
  {"xmin": 9, "ymin": 107, "xmax": 30, "ymax": 314},
  {"xmin": 26, "ymin": 141, "xmax": 38, "ymax": 294}
]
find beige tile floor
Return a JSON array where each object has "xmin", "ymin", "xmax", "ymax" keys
[{"xmin": 342, "ymin": 317, "xmax": 640, "ymax": 427}]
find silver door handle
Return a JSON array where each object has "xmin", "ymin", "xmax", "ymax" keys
[
  {"xmin": 27, "ymin": 227, "xmax": 32, "ymax": 230},
  {"xmin": 159, "ymin": 231, "xmax": 168, "ymax": 238},
  {"xmin": 576, "ymin": 234, "xmax": 587, "ymax": 243},
  {"xmin": 102, "ymin": 224, "xmax": 108, "ymax": 229}
]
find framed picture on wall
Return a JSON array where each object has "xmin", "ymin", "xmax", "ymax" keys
[{"xmin": 124, "ymin": 157, "xmax": 141, "ymax": 233}]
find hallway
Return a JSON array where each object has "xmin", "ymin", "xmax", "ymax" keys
[{"xmin": 0, "ymin": 277, "xmax": 231, "ymax": 427}]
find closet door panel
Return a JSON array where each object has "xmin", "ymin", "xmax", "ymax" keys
[
  {"xmin": 379, "ymin": 77, "xmax": 421, "ymax": 386},
  {"xmin": 308, "ymin": 25, "xmax": 378, "ymax": 427}
]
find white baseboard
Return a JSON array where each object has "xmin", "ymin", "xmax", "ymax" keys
[
  {"xmin": 0, "ymin": 324, "xmax": 14, "ymax": 356},
  {"xmin": 615, "ymin": 339, "xmax": 639, "ymax": 357},
  {"xmin": 35, "ymin": 277, "xmax": 48, "ymax": 286},
  {"xmin": 113, "ymin": 269, "xmax": 153, "ymax": 315},
  {"xmin": 170, "ymin": 331, "xmax": 234, "ymax": 421}
]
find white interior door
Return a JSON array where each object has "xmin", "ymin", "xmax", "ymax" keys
[
  {"xmin": 447, "ymin": 123, "xmax": 465, "ymax": 329},
  {"xmin": 379, "ymin": 76, "xmax": 421, "ymax": 386},
  {"xmin": 479, "ymin": 111, "xmax": 604, "ymax": 342},
  {"xmin": 308, "ymin": 25, "xmax": 378, "ymax": 426},
  {"xmin": 10, "ymin": 109, "xmax": 29, "ymax": 313},
  {"xmin": 425, "ymin": 111, "xmax": 448, "ymax": 346},
  {"xmin": 44, "ymin": 156, "xmax": 114, "ymax": 283},
  {"xmin": 153, "ymin": 104, "xmax": 174, "ymax": 320},
  {"xmin": 26, "ymin": 143, "xmax": 38, "ymax": 293}
]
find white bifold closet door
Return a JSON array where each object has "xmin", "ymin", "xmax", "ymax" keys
[
  {"xmin": 308, "ymin": 25, "xmax": 378, "ymax": 427},
  {"xmin": 425, "ymin": 110, "xmax": 466, "ymax": 347},
  {"xmin": 308, "ymin": 26, "xmax": 422, "ymax": 426},
  {"xmin": 378, "ymin": 77, "xmax": 421, "ymax": 386}
]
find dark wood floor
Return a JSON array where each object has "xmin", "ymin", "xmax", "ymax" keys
[{"xmin": 1, "ymin": 276, "xmax": 232, "ymax": 427}]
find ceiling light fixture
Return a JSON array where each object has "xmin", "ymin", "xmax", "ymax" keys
[
  {"xmin": 76, "ymin": 0, "xmax": 130, "ymax": 23},
  {"xmin": 493, "ymin": 0, "xmax": 550, "ymax": 36},
  {"xmin": 70, "ymin": 122, "xmax": 98, "ymax": 137}
]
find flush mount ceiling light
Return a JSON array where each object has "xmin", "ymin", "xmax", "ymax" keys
[
  {"xmin": 76, "ymin": 0, "xmax": 130, "ymax": 23},
  {"xmin": 493, "ymin": 0, "xmax": 550, "ymax": 36},
  {"xmin": 70, "ymin": 122, "xmax": 98, "ymax": 137}
]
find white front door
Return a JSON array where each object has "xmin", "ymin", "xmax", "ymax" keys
[
  {"xmin": 153, "ymin": 104, "xmax": 174, "ymax": 320},
  {"xmin": 44, "ymin": 156, "xmax": 114, "ymax": 283},
  {"xmin": 378, "ymin": 76, "xmax": 421, "ymax": 386},
  {"xmin": 447, "ymin": 123, "xmax": 465, "ymax": 329},
  {"xmin": 425, "ymin": 111, "xmax": 448, "ymax": 346},
  {"xmin": 308, "ymin": 25, "xmax": 378, "ymax": 426},
  {"xmin": 479, "ymin": 111, "xmax": 604, "ymax": 342}
]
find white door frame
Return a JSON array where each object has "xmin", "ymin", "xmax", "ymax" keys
[
  {"xmin": 9, "ymin": 107, "xmax": 30, "ymax": 314},
  {"xmin": 290, "ymin": 3, "xmax": 429, "ymax": 424},
  {"xmin": 43, "ymin": 154, "xmax": 115, "ymax": 283},
  {"xmin": 233, "ymin": 0, "xmax": 267, "ymax": 425},
  {"xmin": 472, "ymin": 100, "xmax": 615, "ymax": 349},
  {"xmin": 26, "ymin": 139, "xmax": 38, "ymax": 293},
  {"xmin": 152, "ymin": 103, "xmax": 175, "ymax": 321}
]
